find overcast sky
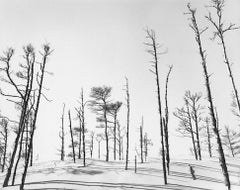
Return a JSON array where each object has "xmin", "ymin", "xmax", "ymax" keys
[{"xmin": 0, "ymin": 0, "xmax": 240, "ymax": 161}]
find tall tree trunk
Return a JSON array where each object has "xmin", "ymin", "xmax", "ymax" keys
[
  {"xmin": 2, "ymin": 125, "xmax": 8, "ymax": 173},
  {"xmin": 140, "ymin": 116, "xmax": 143, "ymax": 163},
  {"xmin": 164, "ymin": 65, "xmax": 172, "ymax": 174},
  {"xmin": 104, "ymin": 108, "xmax": 109, "ymax": 162},
  {"xmin": 193, "ymin": 101, "xmax": 202, "ymax": 160},
  {"xmin": 186, "ymin": 100, "xmax": 198, "ymax": 160},
  {"xmin": 205, "ymin": 118, "xmax": 212, "ymax": 158},
  {"xmin": 125, "ymin": 77, "xmax": 130, "ymax": 170},
  {"xmin": 145, "ymin": 29, "xmax": 167, "ymax": 184},
  {"xmin": 20, "ymin": 45, "xmax": 52, "ymax": 190},
  {"xmin": 68, "ymin": 110, "xmax": 76, "ymax": 163},
  {"xmin": 81, "ymin": 89, "xmax": 86, "ymax": 166},
  {"xmin": 78, "ymin": 117, "xmax": 82, "ymax": 159},
  {"xmin": 187, "ymin": 5, "xmax": 231, "ymax": 189},
  {"xmin": 12, "ymin": 124, "xmax": 25, "ymax": 185},
  {"xmin": 61, "ymin": 103, "xmax": 65, "ymax": 161},
  {"xmin": 114, "ymin": 112, "xmax": 117, "ymax": 160},
  {"xmin": 3, "ymin": 50, "xmax": 35, "ymax": 188}
]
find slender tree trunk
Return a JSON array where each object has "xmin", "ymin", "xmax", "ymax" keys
[
  {"xmin": 114, "ymin": 112, "xmax": 117, "ymax": 160},
  {"xmin": 81, "ymin": 89, "xmax": 86, "ymax": 167},
  {"xmin": 206, "ymin": 118, "xmax": 212, "ymax": 158},
  {"xmin": 61, "ymin": 103, "xmax": 65, "ymax": 161},
  {"xmin": 140, "ymin": 117, "xmax": 143, "ymax": 163},
  {"xmin": 164, "ymin": 65, "xmax": 172, "ymax": 174},
  {"xmin": 98, "ymin": 141, "xmax": 101, "ymax": 159},
  {"xmin": 68, "ymin": 110, "xmax": 76, "ymax": 163},
  {"xmin": 104, "ymin": 108, "xmax": 109, "ymax": 162},
  {"xmin": 3, "ymin": 62, "xmax": 34, "ymax": 187},
  {"xmin": 186, "ymin": 100, "xmax": 198, "ymax": 160},
  {"xmin": 20, "ymin": 45, "xmax": 52, "ymax": 190},
  {"xmin": 125, "ymin": 77, "xmax": 130, "ymax": 170},
  {"xmin": 188, "ymin": 5, "xmax": 231, "ymax": 189},
  {"xmin": 193, "ymin": 102, "xmax": 202, "ymax": 160},
  {"xmin": 12, "ymin": 126, "xmax": 25, "ymax": 185},
  {"xmin": 78, "ymin": 118, "xmax": 82, "ymax": 159},
  {"xmin": 2, "ymin": 128, "xmax": 8, "ymax": 173}
]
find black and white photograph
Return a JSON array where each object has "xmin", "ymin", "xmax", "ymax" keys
[{"xmin": 0, "ymin": 0, "xmax": 240, "ymax": 189}]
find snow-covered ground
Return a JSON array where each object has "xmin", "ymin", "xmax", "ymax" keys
[{"xmin": 1, "ymin": 157, "xmax": 240, "ymax": 190}]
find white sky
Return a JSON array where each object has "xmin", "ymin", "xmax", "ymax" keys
[{"xmin": 0, "ymin": 0, "xmax": 240, "ymax": 161}]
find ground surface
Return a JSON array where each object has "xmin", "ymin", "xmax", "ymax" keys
[{"xmin": 0, "ymin": 157, "xmax": 240, "ymax": 190}]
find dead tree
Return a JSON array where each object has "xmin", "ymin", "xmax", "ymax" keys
[
  {"xmin": 60, "ymin": 103, "xmax": 66, "ymax": 161},
  {"xmin": 174, "ymin": 99, "xmax": 198, "ymax": 160},
  {"xmin": 203, "ymin": 117, "xmax": 213, "ymax": 158},
  {"xmin": 124, "ymin": 77, "xmax": 130, "ymax": 170},
  {"xmin": 20, "ymin": 44, "xmax": 53, "ymax": 190},
  {"xmin": 222, "ymin": 126, "xmax": 240, "ymax": 157},
  {"xmin": 0, "ymin": 45, "xmax": 36, "ymax": 188},
  {"xmin": 187, "ymin": 4, "xmax": 231, "ymax": 189},
  {"xmin": 0, "ymin": 119, "xmax": 8, "ymax": 173},
  {"xmin": 145, "ymin": 28, "xmax": 167, "ymax": 184},
  {"xmin": 68, "ymin": 110, "xmax": 76, "ymax": 163},
  {"xmin": 143, "ymin": 132, "xmax": 153, "ymax": 162},
  {"xmin": 140, "ymin": 117, "xmax": 143, "ymax": 163},
  {"xmin": 117, "ymin": 121, "xmax": 125, "ymax": 160},
  {"xmin": 185, "ymin": 91, "xmax": 203, "ymax": 160},
  {"xmin": 75, "ymin": 104, "xmax": 82, "ymax": 159},
  {"xmin": 90, "ymin": 86, "xmax": 112, "ymax": 162},
  {"xmin": 206, "ymin": 0, "xmax": 240, "ymax": 119},
  {"xmin": 164, "ymin": 65, "xmax": 173, "ymax": 174},
  {"xmin": 108, "ymin": 101, "xmax": 122, "ymax": 160}
]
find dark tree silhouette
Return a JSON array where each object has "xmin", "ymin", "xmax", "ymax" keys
[
  {"xmin": 206, "ymin": 0, "xmax": 240, "ymax": 119},
  {"xmin": 68, "ymin": 110, "xmax": 76, "ymax": 163},
  {"xmin": 140, "ymin": 116, "xmax": 144, "ymax": 163},
  {"xmin": 0, "ymin": 118, "xmax": 8, "ymax": 173},
  {"xmin": 124, "ymin": 77, "xmax": 130, "ymax": 170},
  {"xmin": 108, "ymin": 101, "xmax": 122, "ymax": 160},
  {"xmin": 174, "ymin": 98, "xmax": 198, "ymax": 160},
  {"xmin": 90, "ymin": 86, "xmax": 112, "ymax": 162},
  {"xmin": 60, "ymin": 103, "xmax": 66, "ymax": 161},
  {"xmin": 145, "ymin": 29, "xmax": 167, "ymax": 184},
  {"xmin": 20, "ymin": 44, "xmax": 53, "ymax": 190},
  {"xmin": 222, "ymin": 126, "xmax": 240, "ymax": 157},
  {"xmin": 185, "ymin": 91, "xmax": 204, "ymax": 160},
  {"xmin": 186, "ymin": 4, "xmax": 231, "ymax": 189},
  {"xmin": 164, "ymin": 65, "xmax": 173, "ymax": 174},
  {"xmin": 0, "ymin": 45, "xmax": 36, "ymax": 188},
  {"xmin": 203, "ymin": 117, "xmax": 213, "ymax": 158}
]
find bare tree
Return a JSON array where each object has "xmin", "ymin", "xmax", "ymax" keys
[
  {"xmin": 108, "ymin": 101, "xmax": 122, "ymax": 160},
  {"xmin": 117, "ymin": 121, "xmax": 125, "ymax": 160},
  {"xmin": 0, "ymin": 119, "xmax": 8, "ymax": 173},
  {"xmin": 124, "ymin": 77, "xmax": 130, "ymax": 170},
  {"xmin": 185, "ymin": 91, "xmax": 203, "ymax": 160},
  {"xmin": 75, "ymin": 103, "xmax": 82, "ymax": 159},
  {"xmin": 60, "ymin": 103, "xmax": 66, "ymax": 161},
  {"xmin": 88, "ymin": 131, "xmax": 95, "ymax": 158},
  {"xmin": 222, "ymin": 126, "xmax": 240, "ymax": 157},
  {"xmin": 89, "ymin": 86, "xmax": 112, "ymax": 162},
  {"xmin": 206, "ymin": 0, "xmax": 240, "ymax": 119},
  {"xmin": 140, "ymin": 117, "xmax": 144, "ymax": 163},
  {"xmin": 203, "ymin": 117, "xmax": 213, "ymax": 158},
  {"xmin": 20, "ymin": 44, "xmax": 53, "ymax": 190},
  {"xmin": 0, "ymin": 45, "xmax": 36, "ymax": 188},
  {"xmin": 164, "ymin": 65, "xmax": 173, "ymax": 174},
  {"xmin": 145, "ymin": 28, "xmax": 167, "ymax": 184},
  {"xmin": 143, "ymin": 132, "xmax": 153, "ymax": 162},
  {"xmin": 68, "ymin": 110, "xmax": 76, "ymax": 163},
  {"xmin": 174, "ymin": 99, "xmax": 198, "ymax": 160},
  {"xmin": 186, "ymin": 4, "xmax": 231, "ymax": 189}
]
